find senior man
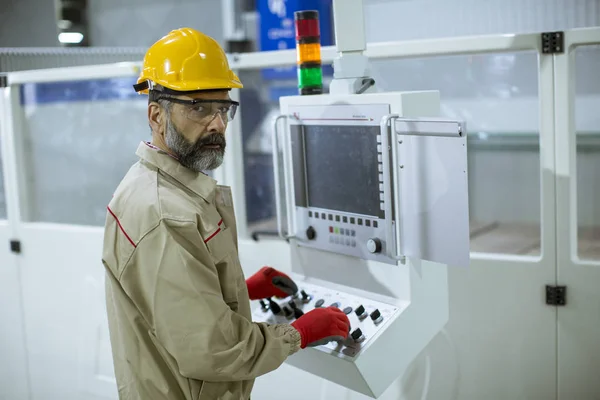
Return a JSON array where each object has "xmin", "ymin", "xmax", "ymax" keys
[{"xmin": 102, "ymin": 27, "xmax": 350, "ymax": 400}]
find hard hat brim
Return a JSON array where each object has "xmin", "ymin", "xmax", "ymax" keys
[{"xmin": 135, "ymin": 78, "xmax": 243, "ymax": 95}]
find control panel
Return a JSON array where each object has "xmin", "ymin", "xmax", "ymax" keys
[
  {"xmin": 296, "ymin": 207, "xmax": 392, "ymax": 265},
  {"xmin": 285, "ymin": 103, "xmax": 398, "ymax": 265},
  {"xmin": 251, "ymin": 281, "xmax": 403, "ymax": 357}
]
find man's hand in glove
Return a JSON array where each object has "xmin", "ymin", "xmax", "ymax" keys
[
  {"xmin": 291, "ymin": 307, "xmax": 351, "ymax": 348},
  {"xmin": 245, "ymin": 266, "xmax": 298, "ymax": 300}
]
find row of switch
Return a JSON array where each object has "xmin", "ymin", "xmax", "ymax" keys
[
  {"xmin": 314, "ymin": 299, "xmax": 384, "ymax": 325},
  {"xmin": 330, "ymin": 236, "xmax": 357, "ymax": 247},
  {"xmin": 308, "ymin": 211, "xmax": 379, "ymax": 228},
  {"xmin": 257, "ymin": 291, "xmax": 384, "ymax": 347}
]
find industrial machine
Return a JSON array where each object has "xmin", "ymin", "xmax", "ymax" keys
[{"xmin": 251, "ymin": 0, "xmax": 470, "ymax": 397}]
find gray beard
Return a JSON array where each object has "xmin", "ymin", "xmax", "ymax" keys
[{"xmin": 165, "ymin": 118, "xmax": 225, "ymax": 172}]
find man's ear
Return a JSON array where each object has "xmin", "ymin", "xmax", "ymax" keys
[{"xmin": 148, "ymin": 102, "xmax": 164, "ymax": 135}]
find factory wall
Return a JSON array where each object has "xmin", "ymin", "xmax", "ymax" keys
[
  {"xmin": 0, "ymin": 0, "xmax": 58, "ymax": 47},
  {"xmin": 86, "ymin": 0, "xmax": 224, "ymax": 47}
]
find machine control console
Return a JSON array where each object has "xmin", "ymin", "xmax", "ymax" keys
[{"xmin": 252, "ymin": 281, "xmax": 401, "ymax": 357}]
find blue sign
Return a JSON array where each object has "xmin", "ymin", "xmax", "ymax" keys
[{"xmin": 257, "ymin": 0, "xmax": 334, "ymax": 80}]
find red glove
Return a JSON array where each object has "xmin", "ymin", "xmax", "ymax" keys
[
  {"xmin": 245, "ymin": 266, "xmax": 298, "ymax": 300},
  {"xmin": 291, "ymin": 307, "xmax": 351, "ymax": 348}
]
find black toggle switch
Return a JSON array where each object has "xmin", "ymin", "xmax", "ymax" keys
[
  {"xmin": 351, "ymin": 328, "xmax": 364, "ymax": 342},
  {"xmin": 300, "ymin": 289, "xmax": 312, "ymax": 303},
  {"xmin": 268, "ymin": 298, "xmax": 281, "ymax": 314},
  {"xmin": 293, "ymin": 308, "xmax": 304, "ymax": 319},
  {"xmin": 355, "ymin": 305, "xmax": 367, "ymax": 319},
  {"xmin": 259, "ymin": 299, "xmax": 269, "ymax": 311},
  {"xmin": 370, "ymin": 309, "xmax": 383, "ymax": 324},
  {"xmin": 283, "ymin": 306, "xmax": 293, "ymax": 319},
  {"xmin": 315, "ymin": 299, "xmax": 325, "ymax": 308}
]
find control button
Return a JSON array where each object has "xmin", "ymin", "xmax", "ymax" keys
[
  {"xmin": 321, "ymin": 213, "xmax": 326, "ymax": 219},
  {"xmin": 268, "ymin": 298, "xmax": 281, "ymax": 314},
  {"xmin": 370, "ymin": 309, "xmax": 383, "ymax": 325},
  {"xmin": 329, "ymin": 226, "xmax": 333, "ymax": 233},
  {"xmin": 373, "ymin": 221, "xmax": 378, "ymax": 228},
  {"xmin": 343, "ymin": 306, "xmax": 353, "ymax": 315},
  {"xmin": 308, "ymin": 211, "xmax": 313, "ymax": 217},
  {"xmin": 355, "ymin": 305, "xmax": 368, "ymax": 320},
  {"xmin": 300, "ymin": 290, "xmax": 312, "ymax": 303},
  {"xmin": 358, "ymin": 218, "xmax": 363, "ymax": 225},
  {"xmin": 351, "ymin": 328, "xmax": 365, "ymax": 343},
  {"xmin": 343, "ymin": 216, "xmax": 348, "ymax": 223},
  {"xmin": 283, "ymin": 306, "xmax": 293, "ymax": 319},
  {"xmin": 330, "ymin": 302, "xmax": 341, "ymax": 308},
  {"xmin": 329, "ymin": 236, "xmax": 333, "ymax": 243},
  {"xmin": 367, "ymin": 238, "xmax": 382, "ymax": 253},
  {"xmin": 328, "ymin": 214, "xmax": 333, "ymax": 221},
  {"xmin": 350, "ymin": 217, "xmax": 355, "ymax": 224},
  {"xmin": 306, "ymin": 226, "xmax": 316, "ymax": 240},
  {"xmin": 335, "ymin": 215, "xmax": 340, "ymax": 222},
  {"xmin": 366, "ymin": 220, "xmax": 371, "ymax": 227},
  {"xmin": 345, "ymin": 239, "xmax": 350, "ymax": 246},
  {"xmin": 259, "ymin": 299, "xmax": 269, "ymax": 311},
  {"xmin": 315, "ymin": 299, "xmax": 325, "ymax": 308},
  {"xmin": 351, "ymin": 240, "xmax": 356, "ymax": 247}
]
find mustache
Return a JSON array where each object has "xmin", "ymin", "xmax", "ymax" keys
[{"xmin": 198, "ymin": 133, "xmax": 225, "ymax": 147}]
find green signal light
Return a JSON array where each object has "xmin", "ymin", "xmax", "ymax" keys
[{"xmin": 298, "ymin": 65, "xmax": 323, "ymax": 91}]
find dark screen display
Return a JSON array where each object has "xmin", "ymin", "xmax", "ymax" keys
[{"xmin": 301, "ymin": 125, "xmax": 383, "ymax": 218}]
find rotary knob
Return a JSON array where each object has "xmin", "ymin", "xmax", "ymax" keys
[
  {"xmin": 351, "ymin": 328, "xmax": 365, "ymax": 343},
  {"xmin": 283, "ymin": 306, "xmax": 293, "ymax": 319},
  {"xmin": 366, "ymin": 238, "xmax": 382, "ymax": 254},
  {"xmin": 355, "ymin": 305, "xmax": 368, "ymax": 320},
  {"xmin": 306, "ymin": 226, "xmax": 316, "ymax": 240},
  {"xmin": 370, "ymin": 309, "xmax": 383, "ymax": 325}
]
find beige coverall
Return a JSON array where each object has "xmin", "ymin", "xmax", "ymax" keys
[{"xmin": 103, "ymin": 142, "xmax": 302, "ymax": 400}]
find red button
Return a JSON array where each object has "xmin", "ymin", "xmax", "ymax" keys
[{"xmin": 329, "ymin": 226, "xmax": 333, "ymax": 233}]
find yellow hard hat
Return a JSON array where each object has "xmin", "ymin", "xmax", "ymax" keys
[{"xmin": 134, "ymin": 27, "xmax": 243, "ymax": 94}]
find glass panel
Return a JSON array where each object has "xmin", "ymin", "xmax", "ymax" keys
[
  {"xmin": 0, "ymin": 136, "xmax": 6, "ymax": 219},
  {"xmin": 17, "ymin": 77, "xmax": 149, "ymax": 226},
  {"xmin": 575, "ymin": 45, "xmax": 600, "ymax": 261},
  {"xmin": 240, "ymin": 66, "xmax": 333, "ymax": 236},
  {"xmin": 371, "ymin": 51, "xmax": 541, "ymax": 256}
]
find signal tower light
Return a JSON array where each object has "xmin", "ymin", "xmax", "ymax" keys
[{"xmin": 294, "ymin": 10, "xmax": 323, "ymax": 95}]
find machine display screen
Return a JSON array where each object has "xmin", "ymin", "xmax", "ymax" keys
[{"xmin": 292, "ymin": 124, "xmax": 384, "ymax": 218}]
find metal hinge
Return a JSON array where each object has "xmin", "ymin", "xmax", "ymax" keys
[
  {"xmin": 9, "ymin": 240, "xmax": 21, "ymax": 254},
  {"xmin": 546, "ymin": 285, "xmax": 566, "ymax": 306},
  {"xmin": 0, "ymin": 75, "xmax": 7, "ymax": 88},
  {"xmin": 541, "ymin": 31, "xmax": 564, "ymax": 54}
]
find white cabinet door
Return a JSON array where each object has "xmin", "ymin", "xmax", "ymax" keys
[
  {"xmin": 555, "ymin": 30, "xmax": 600, "ymax": 400},
  {"xmin": 6, "ymin": 68, "xmax": 149, "ymax": 400},
  {"xmin": 0, "ymin": 96, "xmax": 29, "ymax": 400}
]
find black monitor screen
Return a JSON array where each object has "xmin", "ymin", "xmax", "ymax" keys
[{"xmin": 294, "ymin": 124, "xmax": 383, "ymax": 218}]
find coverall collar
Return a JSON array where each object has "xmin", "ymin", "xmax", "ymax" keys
[{"xmin": 135, "ymin": 141, "xmax": 217, "ymax": 203}]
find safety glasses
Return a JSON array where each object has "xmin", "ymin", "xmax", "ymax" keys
[{"xmin": 156, "ymin": 96, "xmax": 239, "ymax": 125}]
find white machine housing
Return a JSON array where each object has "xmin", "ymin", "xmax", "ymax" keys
[{"xmin": 252, "ymin": 90, "xmax": 470, "ymax": 398}]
